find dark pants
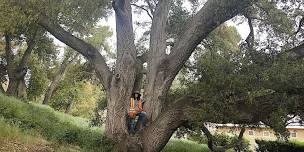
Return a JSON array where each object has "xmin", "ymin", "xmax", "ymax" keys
[
  {"xmin": 137, "ymin": 112, "xmax": 147, "ymax": 128},
  {"xmin": 128, "ymin": 112, "xmax": 147, "ymax": 134}
]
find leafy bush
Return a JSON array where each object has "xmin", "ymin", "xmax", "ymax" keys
[
  {"xmin": 0, "ymin": 94, "xmax": 113, "ymax": 152},
  {"xmin": 256, "ymin": 140, "xmax": 304, "ymax": 152},
  {"xmin": 212, "ymin": 133, "xmax": 251, "ymax": 152},
  {"xmin": 188, "ymin": 132, "xmax": 251, "ymax": 152},
  {"xmin": 90, "ymin": 96, "xmax": 107, "ymax": 127}
]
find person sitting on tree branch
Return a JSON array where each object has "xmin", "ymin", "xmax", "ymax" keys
[{"xmin": 128, "ymin": 91, "xmax": 147, "ymax": 134}]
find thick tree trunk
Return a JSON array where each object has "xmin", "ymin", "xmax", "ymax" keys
[
  {"xmin": 6, "ymin": 78, "xmax": 27, "ymax": 99},
  {"xmin": 6, "ymin": 79, "xmax": 18, "ymax": 96},
  {"xmin": 4, "ymin": 31, "xmax": 37, "ymax": 99},
  {"xmin": 106, "ymin": 95, "xmax": 198, "ymax": 152},
  {"xmin": 105, "ymin": 0, "xmax": 137, "ymax": 143}
]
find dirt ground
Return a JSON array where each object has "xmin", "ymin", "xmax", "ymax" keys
[{"xmin": 0, "ymin": 139, "xmax": 54, "ymax": 152}]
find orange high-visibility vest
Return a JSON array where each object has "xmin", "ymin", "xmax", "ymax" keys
[{"xmin": 129, "ymin": 98, "xmax": 143, "ymax": 112}]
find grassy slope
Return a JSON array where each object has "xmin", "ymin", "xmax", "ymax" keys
[
  {"xmin": 0, "ymin": 94, "xmax": 209, "ymax": 152},
  {"xmin": 0, "ymin": 117, "xmax": 80, "ymax": 152},
  {"xmin": 0, "ymin": 94, "xmax": 111, "ymax": 152}
]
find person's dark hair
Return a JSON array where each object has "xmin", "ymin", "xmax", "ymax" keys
[{"xmin": 131, "ymin": 92, "xmax": 141, "ymax": 100}]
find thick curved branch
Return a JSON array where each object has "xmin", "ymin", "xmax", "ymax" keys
[
  {"xmin": 38, "ymin": 16, "xmax": 112, "ymax": 90},
  {"xmin": 142, "ymin": 96, "xmax": 203, "ymax": 152},
  {"xmin": 201, "ymin": 124, "xmax": 215, "ymax": 151},
  {"xmin": 165, "ymin": 0, "xmax": 253, "ymax": 82}
]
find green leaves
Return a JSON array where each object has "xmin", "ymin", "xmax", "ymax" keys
[
  {"xmin": 86, "ymin": 26, "xmax": 113, "ymax": 52},
  {"xmin": 27, "ymin": 55, "xmax": 49, "ymax": 101},
  {"xmin": 257, "ymin": 0, "xmax": 294, "ymax": 35},
  {"xmin": 0, "ymin": 0, "xmax": 37, "ymax": 34}
]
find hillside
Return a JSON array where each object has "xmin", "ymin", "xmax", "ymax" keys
[{"xmin": 0, "ymin": 94, "xmax": 209, "ymax": 152}]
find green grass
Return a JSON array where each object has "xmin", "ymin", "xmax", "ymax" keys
[
  {"xmin": 162, "ymin": 139, "xmax": 210, "ymax": 152},
  {"xmin": 291, "ymin": 140, "xmax": 304, "ymax": 146},
  {"xmin": 0, "ymin": 116, "xmax": 43, "ymax": 144},
  {"xmin": 0, "ymin": 94, "xmax": 211, "ymax": 152},
  {"xmin": 0, "ymin": 116, "xmax": 83, "ymax": 152},
  {"xmin": 0, "ymin": 94, "xmax": 112, "ymax": 152}
]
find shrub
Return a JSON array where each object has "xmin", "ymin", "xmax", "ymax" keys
[
  {"xmin": 189, "ymin": 132, "xmax": 251, "ymax": 152},
  {"xmin": 256, "ymin": 140, "xmax": 304, "ymax": 152}
]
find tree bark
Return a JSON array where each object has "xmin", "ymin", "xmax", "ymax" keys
[
  {"xmin": 142, "ymin": 96, "xmax": 200, "ymax": 152},
  {"xmin": 105, "ymin": 0, "xmax": 137, "ymax": 142},
  {"xmin": 4, "ymin": 34, "xmax": 14, "ymax": 86},
  {"xmin": 5, "ymin": 31, "xmax": 37, "ymax": 99},
  {"xmin": 43, "ymin": 54, "xmax": 78, "ymax": 105},
  {"xmin": 38, "ymin": 16, "xmax": 112, "ymax": 90},
  {"xmin": 144, "ymin": 0, "xmax": 170, "ymax": 122}
]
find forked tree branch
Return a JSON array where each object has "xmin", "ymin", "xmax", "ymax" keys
[
  {"xmin": 38, "ymin": 16, "xmax": 112, "ymax": 90},
  {"xmin": 11, "ymin": 0, "xmax": 112, "ymax": 90},
  {"xmin": 17, "ymin": 29, "xmax": 38, "ymax": 77}
]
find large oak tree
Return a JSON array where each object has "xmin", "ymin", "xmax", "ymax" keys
[
  {"xmin": 35, "ymin": 0, "xmax": 255, "ymax": 151},
  {"xmin": 10, "ymin": 0, "xmax": 304, "ymax": 151}
]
